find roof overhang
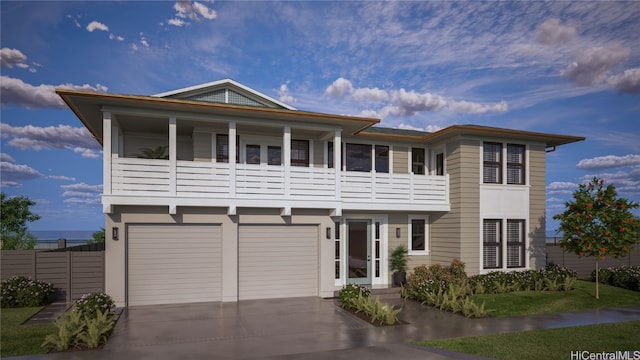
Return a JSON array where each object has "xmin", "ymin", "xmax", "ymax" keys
[
  {"xmin": 423, "ymin": 125, "xmax": 585, "ymax": 147},
  {"xmin": 56, "ymin": 89, "xmax": 380, "ymax": 146}
]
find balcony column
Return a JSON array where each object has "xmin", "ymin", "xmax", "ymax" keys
[
  {"xmin": 229, "ymin": 121, "xmax": 237, "ymax": 200},
  {"xmin": 102, "ymin": 112, "xmax": 112, "ymax": 214},
  {"xmin": 282, "ymin": 126, "xmax": 291, "ymax": 216},
  {"xmin": 169, "ymin": 118, "xmax": 177, "ymax": 203},
  {"xmin": 334, "ymin": 130, "xmax": 342, "ymax": 216}
]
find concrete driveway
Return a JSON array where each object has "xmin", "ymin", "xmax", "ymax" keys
[{"xmin": 18, "ymin": 297, "xmax": 640, "ymax": 360}]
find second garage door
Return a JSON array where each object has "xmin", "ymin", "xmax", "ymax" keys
[
  {"xmin": 239, "ymin": 225, "xmax": 318, "ymax": 300},
  {"xmin": 128, "ymin": 224, "xmax": 222, "ymax": 306}
]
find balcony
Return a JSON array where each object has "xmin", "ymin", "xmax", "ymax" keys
[{"xmin": 104, "ymin": 158, "xmax": 450, "ymax": 214}]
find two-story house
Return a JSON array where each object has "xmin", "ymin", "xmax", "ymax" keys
[{"xmin": 57, "ymin": 79, "xmax": 584, "ymax": 307}]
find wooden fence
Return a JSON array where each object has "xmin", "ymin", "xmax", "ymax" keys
[
  {"xmin": 1, "ymin": 250, "xmax": 104, "ymax": 302},
  {"xmin": 546, "ymin": 244, "xmax": 640, "ymax": 278}
]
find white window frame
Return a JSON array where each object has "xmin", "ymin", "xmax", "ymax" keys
[{"xmin": 408, "ymin": 214, "xmax": 429, "ymax": 255}]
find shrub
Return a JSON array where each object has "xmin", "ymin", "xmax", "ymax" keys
[
  {"xmin": 42, "ymin": 309, "xmax": 115, "ymax": 351},
  {"xmin": 469, "ymin": 264, "xmax": 577, "ymax": 293},
  {"xmin": 1, "ymin": 276, "xmax": 55, "ymax": 308},
  {"xmin": 73, "ymin": 293, "xmax": 115, "ymax": 319},
  {"xmin": 352, "ymin": 293, "xmax": 401, "ymax": 325},
  {"xmin": 592, "ymin": 266, "xmax": 640, "ymax": 292},
  {"xmin": 338, "ymin": 284, "xmax": 370, "ymax": 311}
]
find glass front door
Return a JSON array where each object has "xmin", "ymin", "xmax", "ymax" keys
[{"xmin": 347, "ymin": 220, "xmax": 371, "ymax": 285}]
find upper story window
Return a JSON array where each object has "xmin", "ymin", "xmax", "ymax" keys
[
  {"xmin": 483, "ymin": 142, "xmax": 502, "ymax": 184},
  {"xmin": 268, "ymin": 146, "xmax": 281, "ymax": 165},
  {"xmin": 216, "ymin": 134, "xmax": 239, "ymax": 163},
  {"xmin": 375, "ymin": 145, "xmax": 389, "ymax": 173},
  {"xmin": 436, "ymin": 153, "xmax": 444, "ymax": 176},
  {"xmin": 507, "ymin": 144, "xmax": 525, "ymax": 185},
  {"xmin": 245, "ymin": 144, "xmax": 260, "ymax": 164},
  {"xmin": 291, "ymin": 139, "xmax": 309, "ymax": 167},
  {"xmin": 346, "ymin": 143, "xmax": 372, "ymax": 172},
  {"xmin": 412, "ymin": 148, "xmax": 425, "ymax": 175}
]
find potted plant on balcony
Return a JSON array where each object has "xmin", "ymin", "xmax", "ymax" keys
[{"xmin": 389, "ymin": 245, "xmax": 408, "ymax": 287}]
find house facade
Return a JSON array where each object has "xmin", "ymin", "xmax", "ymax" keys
[{"xmin": 57, "ymin": 79, "xmax": 584, "ymax": 307}]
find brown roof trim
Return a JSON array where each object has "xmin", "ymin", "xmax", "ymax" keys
[
  {"xmin": 424, "ymin": 125, "xmax": 585, "ymax": 147},
  {"xmin": 55, "ymin": 89, "xmax": 380, "ymax": 125}
]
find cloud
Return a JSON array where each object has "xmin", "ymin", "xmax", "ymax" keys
[
  {"xmin": 546, "ymin": 181, "xmax": 578, "ymax": 195},
  {"xmin": 0, "ymin": 76, "xmax": 107, "ymax": 109},
  {"xmin": 1, "ymin": 123, "xmax": 101, "ymax": 158},
  {"xmin": 169, "ymin": 0, "xmax": 217, "ymax": 26},
  {"xmin": 109, "ymin": 33, "xmax": 124, "ymax": 41},
  {"xmin": 61, "ymin": 182, "xmax": 102, "ymax": 205},
  {"xmin": 47, "ymin": 175, "xmax": 76, "ymax": 181},
  {"xmin": 86, "ymin": 21, "xmax": 109, "ymax": 32},
  {"xmin": 397, "ymin": 123, "xmax": 442, "ymax": 133},
  {"xmin": 325, "ymin": 77, "xmax": 353, "ymax": 98},
  {"xmin": 535, "ymin": 18, "xmax": 578, "ymax": 45},
  {"xmin": 278, "ymin": 82, "xmax": 295, "ymax": 104},
  {"xmin": 608, "ymin": 68, "xmax": 640, "ymax": 94},
  {"xmin": 563, "ymin": 45, "xmax": 630, "ymax": 86},
  {"xmin": 0, "ymin": 48, "xmax": 27, "ymax": 68},
  {"xmin": 576, "ymin": 154, "xmax": 640, "ymax": 170},
  {"xmin": 0, "ymin": 153, "xmax": 15, "ymax": 162},
  {"xmin": 0, "ymin": 161, "xmax": 43, "ymax": 182},
  {"xmin": 325, "ymin": 78, "xmax": 507, "ymax": 117},
  {"xmin": 580, "ymin": 169, "xmax": 640, "ymax": 197}
]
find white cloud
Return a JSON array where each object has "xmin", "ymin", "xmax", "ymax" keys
[
  {"xmin": 86, "ymin": 21, "xmax": 109, "ymax": 32},
  {"xmin": 61, "ymin": 182, "xmax": 102, "ymax": 204},
  {"xmin": 109, "ymin": 33, "xmax": 124, "ymax": 41},
  {"xmin": 278, "ymin": 82, "xmax": 295, "ymax": 104},
  {"xmin": 546, "ymin": 181, "xmax": 578, "ymax": 195},
  {"xmin": 535, "ymin": 18, "xmax": 578, "ymax": 45},
  {"xmin": 61, "ymin": 183, "xmax": 103, "ymax": 193},
  {"xmin": 563, "ymin": 45, "xmax": 630, "ymax": 86},
  {"xmin": 580, "ymin": 169, "xmax": 640, "ymax": 197},
  {"xmin": 0, "ymin": 153, "xmax": 15, "ymax": 162},
  {"xmin": 0, "ymin": 123, "xmax": 101, "ymax": 157},
  {"xmin": 0, "ymin": 76, "xmax": 107, "ymax": 109},
  {"xmin": 47, "ymin": 175, "xmax": 76, "ymax": 181},
  {"xmin": 325, "ymin": 77, "xmax": 353, "ymax": 98},
  {"xmin": 169, "ymin": 0, "xmax": 216, "ymax": 26},
  {"xmin": 608, "ymin": 68, "xmax": 640, "ymax": 94},
  {"xmin": 577, "ymin": 154, "xmax": 640, "ymax": 170},
  {"xmin": 352, "ymin": 87, "xmax": 389, "ymax": 103},
  {"xmin": 447, "ymin": 99, "xmax": 508, "ymax": 114},
  {"xmin": 0, "ymin": 48, "xmax": 27, "ymax": 68},
  {"xmin": 0, "ymin": 161, "xmax": 43, "ymax": 182},
  {"xmin": 131, "ymin": 43, "xmax": 139, "ymax": 51},
  {"xmin": 389, "ymin": 88, "xmax": 447, "ymax": 115},
  {"xmin": 397, "ymin": 123, "xmax": 442, "ymax": 133}
]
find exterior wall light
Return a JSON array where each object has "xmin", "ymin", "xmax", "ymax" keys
[
  {"xmin": 112, "ymin": 227, "xmax": 119, "ymax": 241},
  {"xmin": 396, "ymin": 227, "xmax": 401, "ymax": 238},
  {"xmin": 326, "ymin": 227, "xmax": 331, "ymax": 239}
]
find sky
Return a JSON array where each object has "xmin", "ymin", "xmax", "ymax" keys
[{"xmin": 1, "ymin": 1, "xmax": 639, "ymax": 234}]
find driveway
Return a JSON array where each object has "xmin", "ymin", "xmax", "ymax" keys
[{"xmin": 18, "ymin": 297, "xmax": 640, "ymax": 360}]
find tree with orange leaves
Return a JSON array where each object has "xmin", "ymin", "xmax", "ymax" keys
[{"xmin": 553, "ymin": 177, "xmax": 639, "ymax": 299}]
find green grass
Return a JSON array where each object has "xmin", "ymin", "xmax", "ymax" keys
[
  {"xmin": 473, "ymin": 280, "xmax": 640, "ymax": 317},
  {"xmin": 417, "ymin": 320, "xmax": 640, "ymax": 360},
  {"xmin": 0, "ymin": 307, "xmax": 55, "ymax": 357}
]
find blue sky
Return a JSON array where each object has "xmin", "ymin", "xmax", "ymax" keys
[{"xmin": 1, "ymin": 1, "xmax": 639, "ymax": 234}]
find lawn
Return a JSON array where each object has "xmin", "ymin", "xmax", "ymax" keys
[
  {"xmin": 0, "ymin": 307, "xmax": 55, "ymax": 358},
  {"xmin": 473, "ymin": 280, "xmax": 640, "ymax": 317},
  {"xmin": 417, "ymin": 320, "xmax": 640, "ymax": 360}
]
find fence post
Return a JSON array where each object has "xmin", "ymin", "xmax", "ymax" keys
[
  {"xmin": 32, "ymin": 251, "xmax": 37, "ymax": 279},
  {"xmin": 67, "ymin": 251, "xmax": 72, "ymax": 303}
]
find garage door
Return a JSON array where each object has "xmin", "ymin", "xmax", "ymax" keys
[
  {"xmin": 128, "ymin": 224, "xmax": 221, "ymax": 306},
  {"xmin": 239, "ymin": 225, "xmax": 318, "ymax": 300}
]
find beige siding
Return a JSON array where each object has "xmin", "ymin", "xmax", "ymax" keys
[
  {"xmin": 529, "ymin": 144, "xmax": 547, "ymax": 270},
  {"xmin": 430, "ymin": 138, "xmax": 480, "ymax": 274},
  {"xmin": 193, "ymin": 132, "xmax": 212, "ymax": 161},
  {"xmin": 393, "ymin": 146, "xmax": 408, "ymax": 174}
]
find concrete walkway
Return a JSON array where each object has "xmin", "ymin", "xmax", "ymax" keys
[{"xmin": 10, "ymin": 297, "xmax": 640, "ymax": 360}]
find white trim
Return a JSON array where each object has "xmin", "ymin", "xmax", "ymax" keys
[
  {"xmin": 228, "ymin": 122, "xmax": 236, "ymax": 197},
  {"xmin": 103, "ymin": 112, "xmax": 112, "ymax": 196},
  {"xmin": 169, "ymin": 117, "xmax": 177, "ymax": 196},
  {"xmin": 283, "ymin": 126, "xmax": 291, "ymax": 197},
  {"xmin": 408, "ymin": 214, "xmax": 430, "ymax": 255}
]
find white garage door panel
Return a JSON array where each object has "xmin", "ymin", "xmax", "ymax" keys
[
  {"xmin": 128, "ymin": 224, "xmax": 221, "ymax": 306},
  {"xmin": 239, "ymin": 225, "xmax": 318, "ymax": 300}
]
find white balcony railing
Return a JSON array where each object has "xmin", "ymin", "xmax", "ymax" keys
[{"xmin": 108, "ymin": 158, "xmax": 449, "ymax": 212}]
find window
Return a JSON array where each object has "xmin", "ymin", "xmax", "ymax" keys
[
  {"xmin": 374, "ymin": 221, "xmax": 381, "ymax": 277},
  {"xmin": 408, "ymin": 216, "xmax": 429, "ymax": 254},
  {"xmin": 375, "ymin": 145, "xmax": 389, "ymax": 173},
  {"xmin": 483, "ymin": 142, "xmax": 502, "ymax": 184},
  {"xmin": 436, "ymin": 153, "xmax": 444, "ymax": 176},
  {"xmin": 346, "ymin": 143, "xmax": 372, "ymax": 172},
  {"xmin": 412, "ymin": 148, "xmax": 425, "ymax": 174},
  {"xmin": 507, "ymin": 144, "xmax": 525, "ymax": 185},
  {"xmin": 507, "ymin": 220, "xmax": 526, "ymax": 268},
  {"xmin": 268, "ymin": 146, "xmax": 281, "ymax": 165},
  {"xmin": 291, "ymin": 139, "xmax": 309, "ymax": 167},
  {"xmin": 216, "ymin": 134, "xmax": 239, "ymax": 163},
  {"xmin": 245, "ymin": 144, "xmax": 260, "ymax": 164},
  {"xmin": 483, "ymin": 219, "xmax": 502, "ymax": 269},
  {"xmin": 334, "ymin": 220, "xmax": 341, "ymax": 280}
]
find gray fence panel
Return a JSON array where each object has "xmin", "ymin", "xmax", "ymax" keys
[
  {"xmin": 1, "ymin": 250, "xmax": 36, "ymax": 280},
  {"xmin": 71, "ymin": 252, "xmax": 105, "ymax": 299},
  {"xmin": 1, "ymin": 250, "xmax": 104, "ymax": 302},
  {"xmin": 546, "ymin": 244, "xmax": 640, "ymax": 278}
]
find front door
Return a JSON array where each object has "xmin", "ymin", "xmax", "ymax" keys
[{"xmin": 347, "ymin": 220, "xmax": 371, "ymax": 285}]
